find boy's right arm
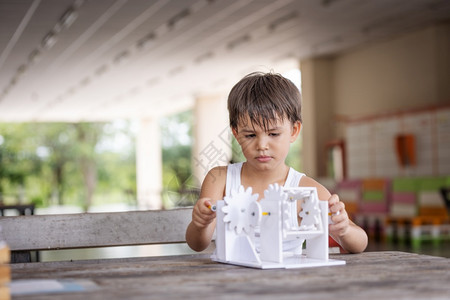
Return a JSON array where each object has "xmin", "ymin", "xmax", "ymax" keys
[
  {"xmin": 185, "ymin": 197, "xmax": 217, "ymax": 251},
  {"xmin": 185, "ymin": 166, "xmax": 226, "ymax": 252}
]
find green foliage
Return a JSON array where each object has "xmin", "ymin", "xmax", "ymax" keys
[
  {"xmin": 160, "ymin": 110, "xmax": 197, "ymax": 208},
  {"xmin": 286, "ymin": 135, "xmax": 302, "ymax": 171},
  {"xmin": 0, "ymin": 123, "xmax": 42, "ymax": 203},
  {"xmin": 230, "ymin": 135, "xmax": 245, "ymax": 163},
  {"xmin": 0, "ymin": 121, "xmax": 136, "ymax": 210}
]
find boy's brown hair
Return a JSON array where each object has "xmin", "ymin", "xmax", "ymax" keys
[{"xmin": 227, "ymin": 72, "xmax": 302, "ymax": 132}]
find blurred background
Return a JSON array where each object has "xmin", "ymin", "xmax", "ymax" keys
[{"xmin": 1, "ymin": 0, "xmax": 450, "ymax": 260}]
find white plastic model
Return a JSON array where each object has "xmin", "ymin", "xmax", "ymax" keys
[{"xmin": 211, "ymin": 184, "xmax": 346, "ymax": 269}]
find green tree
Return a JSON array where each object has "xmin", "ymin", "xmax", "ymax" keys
[
  {"xmin": 95, "ymin": 121, "xmax": 137, "ymax": 207},
  {"xmin": 37, "ymin": 123, "xmax": 77, "ymax": 205},
  {"xmin": 0, "ymin": 123, "xmax": 41, "ymax": 203},
  {"xmin": 73, "ymin": 123, "xmax": 104, "ymax": 212},
  {"xmin": 160, "ymin": 110, "xmax": 197, "ymax": 207},
  {"xmin": 0, "ymin": 122, "xmax": 136, "ymax": 212}
]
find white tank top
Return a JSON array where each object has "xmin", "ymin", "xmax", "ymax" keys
[
  {"xmin": 225, "ymin": 162, "xmax": 305, "ymax": 196},
  {"xmin": 225, "ymin": 162, "xmax": 306, "ymax": 253}
]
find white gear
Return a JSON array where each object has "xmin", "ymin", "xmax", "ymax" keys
[
  {"xmin": 281, "ymin": 197, "xmax": 293, "ymax": 238},
  {"xmin": 283, "ymin": 189, "xmax": 310, "ymax": 231},
  {"xmin": 263, "ymin": 184, "xmax": 287, "ymax": 203},
  {"xmin": 298, "ymin": 193, "xmax": 320, "ymax": 230},
  {"xmin": 222, "ymin": 185, "xmax": 259, "ymax": 234},
  {"xmin": 261, "ymin": 184, "xmax": 287, "ymax": 237}
]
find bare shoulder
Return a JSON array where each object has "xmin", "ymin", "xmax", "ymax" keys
[
  {"xmin": 299, "ymin": 175, "xmax": 331, "ymax": 200},
  {"xmin": 200, "ymin": 166, "xmax": 227, "ymax": 200},
  {"xmin": 203, "ymin": 166, "xmax": 227, "ymax": 186}
]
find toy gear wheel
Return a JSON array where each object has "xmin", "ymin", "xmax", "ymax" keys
[
  {"xmin": 263, "ymin": 183, "xmax": 287, "ymax": 202},
  {"xmin": 282, "ymin": 189, "xmax": 311, "ymax": 231},
  {"xmin": 298, "ymin": 195, "xmax": 320, "ymax": 230},
  {"xmin": 285, "ymin": 189, "xmax": 314, "ymax": 203},
  {"xmin": 260, "ymin": 184, "xmax": 287, "ymax": 233},
  {"xmin": 282, "ymin": 198, "xmax": 296, "ymax": 232},
  {"xmin": 222, "ymin": 185, "xmax": 259, "ymax": 234}
]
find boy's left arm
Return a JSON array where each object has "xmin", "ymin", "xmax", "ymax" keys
[
  {"xmin": 300, "ymin": 176, "xmax": 368, "ymax": 253},
  {"xmin": 328, "ymin": 194, "xmax": 368, "ymax": 253}
]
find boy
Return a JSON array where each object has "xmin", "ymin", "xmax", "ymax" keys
[{"xmin": 186, "ymin": 72, "xmax": 368, "ymax": 254}]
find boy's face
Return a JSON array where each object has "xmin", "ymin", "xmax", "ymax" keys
[{"xmin": 232, "ymin": 115, "xmax": 301, "ymax": 172}]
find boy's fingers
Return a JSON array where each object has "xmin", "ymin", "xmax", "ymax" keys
[
  {"xmin": 204, "ymin": 200, "xmax": 213, "ymax": 211},
  {"xmin": 328, "ymin": 194, "xmax": 339, "ymax": 205},
  {"xmin": 202, "ymin": 199, "xmax": 217, "ymax": 212}
]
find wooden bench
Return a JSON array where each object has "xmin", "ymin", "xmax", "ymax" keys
[
  {"xmin": 0, "ymin": 208, "xmax": 193, "ymax": 263},
  {"xmin": 0, "ymin": 204, "xmax": 35, "ymax": 216}
]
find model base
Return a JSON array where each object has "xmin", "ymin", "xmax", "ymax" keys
[{"xmin": 211, "ymin": 253, "xmax": 346, "ymax": 269}]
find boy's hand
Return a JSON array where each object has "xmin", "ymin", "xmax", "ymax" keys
[
  {"xmin": 192, "ymin": 198, "xmax": 216, "ymax": 229},
  {"xmin": 328, "ymin": 194, "xmax": 350, "ymax": 237}
]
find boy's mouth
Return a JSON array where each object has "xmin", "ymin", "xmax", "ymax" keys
[{"xmin": 256, "ymin": 155, "xmax": 272, "ymax": 162}]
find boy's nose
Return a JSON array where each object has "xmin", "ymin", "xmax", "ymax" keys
[{"xmin": 256, "ymin": 137, "xmax": 269, "ymax": 151}]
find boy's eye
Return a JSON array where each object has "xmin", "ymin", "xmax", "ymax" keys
[
  {"xmin": 245, "ymin": 134, "xmax": 256, "ymax": 138},
  {"xmin": 269, "ymin": 133, "xmax": 280, "ymax": 137}
]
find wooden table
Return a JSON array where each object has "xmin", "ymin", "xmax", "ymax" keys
[{"xmin": 11, "ymin": 251, "xmax": 450, "ymax": 299}]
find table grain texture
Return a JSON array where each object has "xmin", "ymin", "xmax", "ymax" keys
[{"xmin": 11, "ymin": 251, "xmax": 450, "ymax": 300}]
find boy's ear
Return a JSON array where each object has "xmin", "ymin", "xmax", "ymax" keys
[
  {"xmin": 231, "ymin": 127, "xmax": 238, "ymax": 139},
  {"xmin": 290, "ymin": 121, "xmax": 302, "ymax": 142}
]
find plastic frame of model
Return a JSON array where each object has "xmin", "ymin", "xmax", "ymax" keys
[{"xmin": 211, "ymin": 184, "xmax": 346, "ymax": 269}]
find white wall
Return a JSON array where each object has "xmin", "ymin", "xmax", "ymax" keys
[
  {"xmin": 300, "ymin": 22, "xmax": 450, "ymax": 178},
  {"xmin": 334, "ymin": 23, "xmax": 449, "ymax": 118}
]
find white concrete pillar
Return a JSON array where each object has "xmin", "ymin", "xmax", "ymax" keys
[
  {"xmin": 193, "ymin": 94, "xmax": 232, "ymax": 187},
  {"xmin": 136, "ymin": 118, "xmax": 162, "ymax": 209},
  {"xmin": 300, "ymin": 58, "xmax": 335, "ymax": 178}
]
